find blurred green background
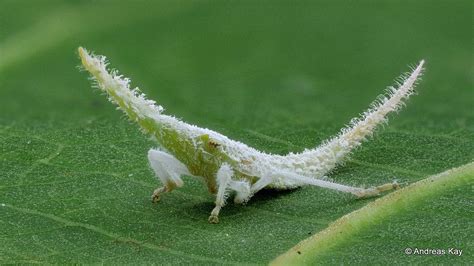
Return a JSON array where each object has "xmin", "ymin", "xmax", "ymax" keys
[{"xmin": 1, "ymin": 0, "xmax": 472, "ymax": 264}]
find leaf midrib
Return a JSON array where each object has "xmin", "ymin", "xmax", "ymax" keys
[{"xmin": 270, "ymin": 161, "xmax": 474, "ymax": 265}]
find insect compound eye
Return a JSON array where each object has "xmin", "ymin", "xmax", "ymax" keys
[{"xmin": 208, "ymin": 141, "xmax": 221, "ymax": 149}]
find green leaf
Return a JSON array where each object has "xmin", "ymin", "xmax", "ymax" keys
[{"xmin": 1, "ymin": 0, "xmax": 472, "ymax": 264}]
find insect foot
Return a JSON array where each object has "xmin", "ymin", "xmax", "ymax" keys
[
  {"xmin": 354, "ymin": 181, "xmax": 400, "ymax": 199},
  {"xmin": 208, "ymin": 214, "xmax": 219, "ymax": 224},
  {"xmin": 151, "ymin": 186, "xmax": 168, "ymax": 203}
]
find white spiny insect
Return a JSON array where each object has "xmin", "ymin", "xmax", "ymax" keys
[{"xmin": 78, "ymin": 47, "xmax": 424, "ymax": 223}]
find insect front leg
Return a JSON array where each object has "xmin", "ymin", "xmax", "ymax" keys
[
  {"xmin": 208, "ymin": 163, "xmax": 234, "ymax": 224},
  {"xmin": 148, "ymin": 149, "xmax": 191, "ymax": 202}
]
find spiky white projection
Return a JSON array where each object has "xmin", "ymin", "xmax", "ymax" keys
[{"xmin": 78, "ymin": 47, "xmax": 424, "ymax": 223}]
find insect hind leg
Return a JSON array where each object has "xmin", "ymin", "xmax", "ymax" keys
[{"xmin": 278, "ymin": 170, "xmax": 399, "ymax": 198}]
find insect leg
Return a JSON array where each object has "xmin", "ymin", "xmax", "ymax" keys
[
  {"xmin": 148, "ymin": 149, "xmax": 190, "ymax": 202},
  {"xmin": 280, "ymin": 171, "xmax": 399, "ymax": 198},
  {"xmin": 208, "ymin": 163, "xmax": 233, "ymax": 224},
  {"xmin": 233, "ymin": 175, "xmax": 284, "ymax": 204},
  {"xmin": 250, "ymin": 176, "xmax": 274, "ymax": 194},
  {"xmin": 230, "ymin": 180, "xmax": 251, "ymax": 204}
]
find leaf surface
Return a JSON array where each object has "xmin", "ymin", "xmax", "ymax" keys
[{"xmin": 1, "ymin": 0, "xmax": 472, "ymax": 264}]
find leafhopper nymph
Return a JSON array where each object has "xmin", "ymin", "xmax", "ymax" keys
[{"xmin": 78, "ymin": 47, "xmax": 424, "ymax": 223}]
